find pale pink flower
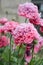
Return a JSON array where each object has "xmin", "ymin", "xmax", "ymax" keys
[
  {"xmin": 18, "ymin": 2, "xmax": 40, "ymax": 19},
  {"xmin": 0, "ymin": 36, "xmax": 10, "ymax": 48}
]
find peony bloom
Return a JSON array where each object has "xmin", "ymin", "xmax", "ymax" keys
[
  {"xmin": 18, "ymin": 2, "xmax": 41, "ymax": 25},
  {"xmin": 0, "ymin": 36, "xmax": 10, "ymax": 48},
  {"xmin": 13, "ymin": 23, "xmax": 40, "ymax": 45},
  {"xmin": 18, "ymin": 2, "xmax": 40, "ymax": 19},
  {"xmin": 3, "ymin": 21, "xmax": 19, "ymax": 33},
  {"xmin": 0, "ymin": 17, "xmax": 8, "ymax": 25}
]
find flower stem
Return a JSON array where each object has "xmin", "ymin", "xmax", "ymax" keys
[
  {"xmin": 9, "ymin": 34, "xmax": 12, "ymax": 65},
  {"xmin": 32, "ymin": 43, "xmax": 34, "ymax": 59},
  {"xmin": 28, "ymin": 43, "xmax": 34, "ymax": 65}
]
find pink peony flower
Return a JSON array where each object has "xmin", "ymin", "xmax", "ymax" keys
[
  {"xmin": 13, "ymin": 23, "xmax": 40, "ymax": 45},
  {"xmin": 3, "ymin": 21, "xmax": 19, "ymax": 33},
  {"xmin": 0, "ymin": 17, "xmax": 8, "ymax": 24},
  {"xmin": 0, "ymin": 36, "xmax": 10, "ymax": 48},
  {"xmin": 18, "ymin": 2, "xmax": 40, "ymax": 19}
]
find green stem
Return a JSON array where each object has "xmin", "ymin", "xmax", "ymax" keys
[
  {"xmin": 17, "ymin": 44, "xmax": 26, "ymax": 65},
  {"xmin": 17, "ymin": 45, "xmax": 21, "ymax": 65},
  {"xmin": 25, "ymin": 18, "xmax": 27, "ymax": 23},
  {"xmin": 28, "ymin": 43, "xmax": 34, "ymax": 65},
  {"xmin": 32, "ymin": 43, "xmax": 34, "ymax": 59},
  {"xmin": 5, "ymin": 11, "xmax": 8, "ymax": 18},
  {"xmin": 9, "ymin": 34, "xmax": 12, "ymax": 65}
]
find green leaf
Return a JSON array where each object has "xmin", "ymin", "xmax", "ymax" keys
[{"xmin": 2, "ymin": 46, "xmax": 9, "ymax": 62}]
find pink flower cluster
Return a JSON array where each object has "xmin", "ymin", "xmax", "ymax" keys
[
  {"xmin": 18, "ymin": 2, "xmax": 43, "ymax": 26},
  {"xmin": 0, "ymin": 2, "xmax": 43, "ymax": 64},
  {"xmin": 18, "ymin": 2, "xmax": 39, "ymax": 19},
  {"xmin": 13, "ymin": 23, "xmax": 35, "ymax": 45},
  {"xmin": 13, "ymin": 23, "xmax": 41, "ymax": 45},
  {"xmin": 18, "ymin": 2, "xmax": 43, "ymax": 63}
]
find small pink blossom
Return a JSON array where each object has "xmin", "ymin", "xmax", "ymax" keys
[
  {"xmin": 0, "ymin": 36, "xmax": 10, "ymax": 48},
  {"xmin": 0, "ymin": 17, "xmax": 8, "ymax": 24}
]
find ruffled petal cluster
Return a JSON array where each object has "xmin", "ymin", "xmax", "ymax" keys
[{"xmin": 13, "ymin": 23, "xmax": 41, "ymax": 45}]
